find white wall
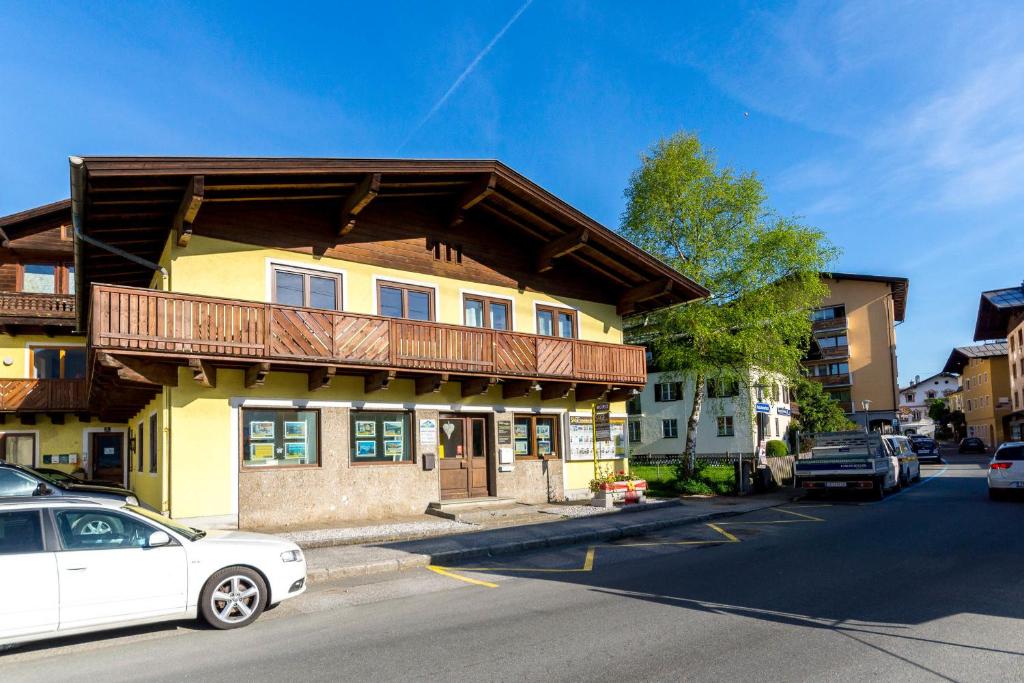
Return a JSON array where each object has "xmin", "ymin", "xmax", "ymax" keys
[
  {"xmin": 898, "ymin": 373, "xmax": 959, "ymax": 435},
  {"xmin": 627, "ymin": 370, "xmax": 793, "ymax": 456}
]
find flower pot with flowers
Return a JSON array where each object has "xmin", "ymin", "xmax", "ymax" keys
[{"xmin": 588, "ymin": 470, "xmax": 648, "ymax": 507}]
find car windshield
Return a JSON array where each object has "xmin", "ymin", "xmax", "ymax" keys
[
  {"xmin": 125, "ymin": 505, "xmax": 207, "ymax": 541},
  {"xmin": 16, "ymin": 465, "xmax": 71, "ymax": 490},
  {"xmin": 995, "ymin": 445, "xmax": 1024, "ymax": 461}
]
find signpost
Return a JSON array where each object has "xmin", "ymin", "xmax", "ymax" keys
[
  {"xmin": 592, "ymin": 402, "xmax": 611, "ymax": 478},
  {"xmin": 755, "ymin": 402, "xmax": 771, "ymax": 414}
]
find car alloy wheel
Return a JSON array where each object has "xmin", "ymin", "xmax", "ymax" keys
[{"xmin": 200, "ymin": 566, "xmax": 268, "ymax": 630}]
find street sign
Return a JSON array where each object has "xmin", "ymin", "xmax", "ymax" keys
[
  {"xmin": 777, "ymin": 406, "xmax": 791, "ymax": 416},
  {"xmin": 594, "ymin": 402, "xmax": 611, "ymax": 442},
  {"xmin": 755, "ymin": 402, "xmax": 771, "ymax": 414}
]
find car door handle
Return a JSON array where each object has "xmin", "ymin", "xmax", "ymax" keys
[{"xmin": 65, "ymin": 567, "xmax": 87, "ymax": 571}]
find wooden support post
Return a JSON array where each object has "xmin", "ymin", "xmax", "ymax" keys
[
  {"xmin": 48, "ymin": 413, "xmax": 65, "ymax": 425},
  {"xmin": 104, "ymin": 354, "xmax": 179, "ymax": 387},
  {"xmin": 501, "ymin": 379, "xmax": 533, "ymax": 399},
  {"xmin": 536, "ymin": 228, "xmax": 590, "ymax": 273},
  {"xmin": 174, "ymin": 175, "xmax": 205, "ymax": 247},
  {"xmin": 541, "ymin": 382, "xmax": 575, "ymax": 401},
  {"xmin": 450, "ymin": 172, "xmax": 497, "ymax": 227},
  {"xmin": 0, "ymin": 413, "xmax": 6, "ymax": 425},
  {"xmin": 19, "ymin": 413, "xmax": 36, "ymax": 426},
  {"xmin": 339, "ymin": 173, "xmax": 381, "ymax": 236},
  {"xmin": 308, "ymin": 366, "xmax": 336, "ymax": 392},
  {"xmin": 461, "ymin": 376, "xmax": 496, "ymax": 398},
  {"xmin": 365, "ymin": 370, "xmax": 396, "ymax": 393},
  {"xmin": 607, "ymin": 387, "xmax": 638, "ymax": 403},
  {"xmin": 415, "ymin": 373, "xmax": 448, "ymax": 396},
  {"xmin": 575, "ymin": 384, "xmax": 611, "ymax": 402},
  {"xmin": 244, "ymin": 362, "xmax": 271, "ymax": 389},
  {"xmin": 617, "ymin": 278, "xmax": 673, "ymax": 316},
  {"xmin": 76, "ymin": 412, "xmax": 92, "ymax": 423},
  {"xmin": 189, "ymin": 358, "xmax": 217, "ymax": 388}
]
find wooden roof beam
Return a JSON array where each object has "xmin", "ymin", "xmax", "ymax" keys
[
  {"xmin": 174, "ymin": 175, "xmax": 204, "ymax": 247},
  {"xmin": 339, "ymin": 173, "xmax": 381, "ymax": 237},
  {"xmin": 617, "ymin": 278, "xmax": 674, "ymax": 316},
  {"xmin": 450, "ymin": 173, "xmax": 497, "ymax": 228},
  {"xmin": 537, "ymin": 228, "xmax": 590, "ymax": 273},
  {"xmin": 189, "ymin": 358, "xmax": 217, "ymax": 388},
  {"xmin": 308, "ymin": 366, "xmax": 336, "ymax": 392}
]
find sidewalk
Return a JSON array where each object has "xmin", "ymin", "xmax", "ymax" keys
[{"xmin": 304, "ymin": 491, "xmax": 797, "ymax": 583}]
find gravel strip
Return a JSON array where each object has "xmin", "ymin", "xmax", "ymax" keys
[
  {"xmin": 538, "ymin": 505, "xmax": 620, "ymax": 518},
  {"xmin": 278, "ymin": 519, "xmax": 474, "ymax": 547}
]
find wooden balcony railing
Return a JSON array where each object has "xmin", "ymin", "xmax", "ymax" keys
[
  {"xmin": 819, "ymin": 344, "xmax": 849, "ymax": 359},
  {"xmin": 0, "ymin": 292, "xmax": 76, "ymax": 320},
  {"xmin": 0, "ymin": 379, "xmax": 88, "ymax": 412},
  {"xmin": 90, "ymin": 285, "xmax": 647, "ymax": 385},
  {"xmin": 812, "ymin": 316, "xmax": 847, "ymax": 333},
  {"xmin": 818, "ymin": 373, "xmax": 852, "ymax": 387}
]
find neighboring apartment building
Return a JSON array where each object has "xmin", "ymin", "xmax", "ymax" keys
[
  {"xmin": 0, "ymin": 157, "xmax": 708, "ymax": 526},
  {"xmin": 627, "ymin": 371, "xmax": 793, "ymax": 457},
  {"xmin": 0, "ymin": 200, "xmax": 128, "ymax": 479},
  {"xmin": 897, "ymin": 372, "xmax": 959, "ymax": 436},
  {"xmin": 942, "ymin": 342, "xmax": 1012, "ymax": 447},
  {"xmin": 973, "ymin": 285, "xmax": 1024, "ymax": 441},
  {"xmin": 802, "ymin": 273, "xmax": 908, "ymax": 432}
]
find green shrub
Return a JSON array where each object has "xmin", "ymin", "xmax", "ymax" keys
[
  {"xmin": 696, "ymin": 464, "xmax": 735, "ymax": 494},
  {"xmin": 677, "ymin": 478, "xmax": 714, "ymax": 496},
  {"xmin": 766, "ymin": 439, "xmax": 789, "ymax": 457}
]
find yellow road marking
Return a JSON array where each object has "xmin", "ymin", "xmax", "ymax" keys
[
  {"xmin": 426, "ymin": 565, "xmax": 499, "ymax": 588},
  {"xmin": 706, "ymin": 522, "xmax": 740, "ymax": 542},
  {"xmin": 774, "ymin": 507, "xmax": 826, "ymax": 522},
  {"xmin": 582, "ymin": 546, "xmax": 596, "ymax": 571}
]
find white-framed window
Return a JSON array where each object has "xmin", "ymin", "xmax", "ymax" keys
[
  {"xmin": 717, "ymin": 416, "xmax": 734, "ymax": 437},
  {"xmin": 655, "ymin": 382, "xmax": 682, "ymax": 402},
  {"xmin": 628, "ymin": 420, "xmax": 642, "ymax": 444},
  {"xmin": 662, "ymin": 419, "xmax": 679, "ymax": 439}
]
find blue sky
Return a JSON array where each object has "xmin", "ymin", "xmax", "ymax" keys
[{"xmin": 2, "ymin": 1, "xmax": 1022, "ymax": 384}]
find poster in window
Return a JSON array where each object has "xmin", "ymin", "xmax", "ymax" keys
[
  {"xmin": 384, "ymin": 440, "xmax": 403, "ymax": 458},
  {"xmin": 497, "ymin": 421, "xmax": 512, "ymax": 445},
  {"xmin": 249, "ymin": 443, "xmax": 274, "ymax": 459},
  {"xmin": 383, "ymin": 421, "xmax": 404, "ymax": 438},
  {"xmin": 514, "ymin": 440, "xmax": 529, "ymax": 455},
  {"xmin": 249, "ymin": 421, "xmax": 275, "ymax": 440},
  {"xmin": 514, "ymin": 423, "xmax": 529, "ymax": 439},
  {"xmin": 355, "ymin": 440, "xmax": 377, "ymax": 457},
  {"xmin": 354, "ymin": 421, "xmax": 376, "ymax": 438},
  {"xmin": 284, "ymin": 421, "xmax": 307, "ymax": 440},
  {"xmin": 285, "ymin": 442, "xmax": 307, "ymax": 459},
  {"xmin": 419, "ymin": 419, "xmax": 437, "ymax": 447},
  {"xmin": 538, "ymin": 440, "xmax": 552, "ymax": 456},
  {"xmin": 536, "ymin": 423, "xmax": 551, "ymax": 439}
]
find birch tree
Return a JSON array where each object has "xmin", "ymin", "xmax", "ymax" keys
[{"xmin": 621, "ymin": 132, "xmax": 837, "ymax": 474}]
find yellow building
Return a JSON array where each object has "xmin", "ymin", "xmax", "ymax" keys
[
  {"xmin": 33, "ymin": 156, "xmax": 709, "ymax": 529},
  {"xmin": 973, "ymin": 285, "xmax": 1024, "ymax": 441},
  {"xmin": 803, "ymin": 272, "xmax": 908, "ymax": 431},
  {"xmin": 942, "ymin": 343, "xmax": 1012, "ymax": 447}
]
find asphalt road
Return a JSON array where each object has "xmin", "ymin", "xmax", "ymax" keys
[{"xmin": 4, "ymin": 451, "xmax": 1023, "ymax": 682}]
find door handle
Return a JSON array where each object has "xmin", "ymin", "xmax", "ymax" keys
[{"xmin": 65, "ymin": 567, "xmax": 87, "ymax": 571}]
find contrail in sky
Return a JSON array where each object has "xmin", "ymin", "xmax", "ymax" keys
[{"xmin": 397, "ymin": 0, "xmax": 534, "ymax": 151}]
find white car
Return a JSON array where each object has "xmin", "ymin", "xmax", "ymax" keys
[
  {"xmin": 988, "ymin": 442, "xmax": 1024, "ymax": 500},
  {"xmin": 883, "ymin": 435, "xmax": 921, "ymax": 487},
  {"xmin": 0, "ymin": 497, "xmax": 306, "ymax": 648}
]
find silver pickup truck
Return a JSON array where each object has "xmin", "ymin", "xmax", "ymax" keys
[{"xmin": 794, "ymin": 431, "xmax": 899, "ymax": 499}]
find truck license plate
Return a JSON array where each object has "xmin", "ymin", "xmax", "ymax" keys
[{"xmin": 826, "ymin": 482, "xmax": 846, "ymax": 488}]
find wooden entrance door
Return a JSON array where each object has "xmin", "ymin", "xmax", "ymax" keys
[
  {"xmin": 438, "ymin": 415, "xmax": 490, "ymax": 500},
  {"xmin": 91, "ymin": 433, "xmax": 124, "ymax": 485}
]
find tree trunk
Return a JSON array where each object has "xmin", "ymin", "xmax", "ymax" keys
[{"xmin": 684, "ymin": 373, "xmax": 706, "ymax": 478}]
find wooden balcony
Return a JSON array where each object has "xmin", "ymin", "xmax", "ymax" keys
[
  {"xmin": 0, "ymin": 379, "xmax": 88, "ymax": 413},
  {"xmin": 812, "ymin": 316, "xmax": 847, "ymax": 333},
  {"xmin": 818, "ymin": 373, "xmax": 852, "ymax": 387},
  {"xmin": 0, "ymin": 292, "xmax": 76, "ymax": 331},
  {"xmin": 89, "ymin": 285, "xmax": 647, "ymax": 400},
  {"xmin": 819, "ymin": 344, "xmax": 849, "ymax": 359}
]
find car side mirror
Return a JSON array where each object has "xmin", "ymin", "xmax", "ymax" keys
[
  {"xmin": 147, "ymin": 531, "xmax": 172, "ymax": 548},
  {"xmin": 33, "ymin": 482, "xmax": 51, "ymax": 497}
]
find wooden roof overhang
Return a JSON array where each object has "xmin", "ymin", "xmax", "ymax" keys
[
  {"xmin": 823, "ymin": 272, "xmax": 909, "ymax": 322},
  {"xmin": 70, "ymin": 157, "xmax": 709, "ymax": 327},
  {"xmin": 973, "ymin": 287, "xmax": 1024, "ymax": 342}
]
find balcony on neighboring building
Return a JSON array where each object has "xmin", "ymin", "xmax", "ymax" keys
[
  {"xmin": 811, "ymin": 315, "xmax": 847, "ymax": 334},
  {"xmin": 0, "ymin": 379, "xmax": 88, "ymax": 416},
  {"xmin": 0, "ymin": 292, "xmax": 76, "ymax": 334},
  {"xmin": 87, "ymin": 284, "xmax": 648, "ymax": 420}
]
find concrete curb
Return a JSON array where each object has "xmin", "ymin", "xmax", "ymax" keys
[{"xmin": 305, "ymin": 496, "xmax": 791, "ymax": 584}]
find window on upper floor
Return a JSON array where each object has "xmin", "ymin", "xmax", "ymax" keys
[
  {"xmin": 716, "ymin": 416, "xmax": 735, "ymax": 437},
  {"xmin": 20, "ymin": 263, "xmax": 74, "ymax": 295},
  {"xmin": 654, "ymin": 382, "xmax": 682, "ymax": 402},
  {"xmin": 377, "ymin": 281, "xmax": 434, "ymax": 321},
  {"xmin": 272, "ymin": 265, "xmax": 342, "ymax": 310},
  {"xmin": 626, "ymin": 395, "xmax": 642, "ymax": 414},
  {"xmin": 463, "ymin": 294, "xmax": 510, "ymax": 331},
  {"xmin": 926, "ymin": 390, "xmax": 936, "ymax": 399},
  {"xmin": 818, "ymin": 334, "xmax": 848, "ymax": 348},
  {"xmin": 707, "ymin": 378, "xmax": 739, "ymax": 398},
  {"xmin": 905, "ymin": 392, "xmax": 915, "ymax": 403},
  {"xmin": 31, "ymin": 346, "xmax": 86, "ymax": 379},
  {"xmin": 536, "ymin": 305, "xmax": 576, "ymax": 338},
  {"xmin": 628, "ymin": 420, "xmax": 642, "ymax": 444},
  {"xmin": 810, "ymin": 305, "xmax": 845, "ymax": 322}
]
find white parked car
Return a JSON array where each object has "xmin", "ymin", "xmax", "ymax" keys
[
  {"xmin": 0, "ymin": 497, "xmax": 306, "ymax": 648},
  {"xmin": 988, "ymin": 442, "xmax": 1024, "ymax": 500},
  {"xmin": 883, "ymin": 435, "xmax": 921, "ymax": 487}
]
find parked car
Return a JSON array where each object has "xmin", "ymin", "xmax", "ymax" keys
[
  {"xmin": 795, "ymin": 431, "xmax": 899, "ymax": 499},
  {"xmin": 959, "ymin": 437, "xmax": 988, "ymax": 454},
  {"xmin": 987, "ymin": 442, "xmax": 1024, "ymax": 500},
  {"xmin": 0, "ymin": 497, "xmax": 306, "ymax": 648},
  {"xmin": 33, "ymin": 468, "xmax": 122, "ymax": 489},
  {"xmin": 883, "ymin": 435, "xmax": 921, "ymax": 486},
  {"xmin": 0, "ymin": 462, "xmax": 147, "ymax": 509},
  {"xmin": 909, "ymin": 437, "xmax": 942, "ymax": 463}
]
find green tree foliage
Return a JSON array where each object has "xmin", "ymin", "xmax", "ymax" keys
[
  {"xmin": 792, "ymin": 377, "xmax": 856, "ymax": 434},
  {"xmin": 621, "ymin": 132, "xmax": 838, "ymax": 471},
  {"xmin": 926, "ymin": 398, "xmax": 950, "ymax": 425}
]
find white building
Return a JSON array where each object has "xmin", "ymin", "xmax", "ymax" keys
[
  {"xmin": 627, "ymin": 370, "xmax": 794, "ymax": 456},
  {"xmin": 897, "ymin": 372, "xmax": 959, "ymax": 436}
]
